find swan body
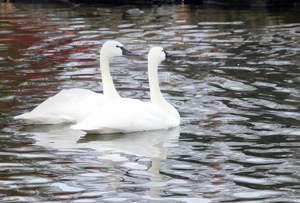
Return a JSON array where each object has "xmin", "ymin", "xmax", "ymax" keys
[
  {"xmin": 14, "ymin": 89, "xmax": 110, "ymax": 124},
  {"xmin": 14, "ymin": 40, "xmax": 138, "ymax": 124},
  {"xmin": 71, "ymin": 47, "xmax": 180, "ymax": 134}
]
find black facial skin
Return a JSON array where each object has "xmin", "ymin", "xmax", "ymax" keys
[
  {"xmin": 118, "ymin": 46, "xmax": 139, "ymax": 56},
  {"xmin": 163, "ymin": 50, "xmax": 173, "ymax": 58}
]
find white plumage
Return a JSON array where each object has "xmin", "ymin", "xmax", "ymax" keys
[
  {"xmin": 14, "ymin": 40, "xmax": 138, "ymax": 124},
  {"xmin": 71, "ymin": 47, "xmax": 180, "ymax": 134},
  {"xmin": 14, "ymin": 89, "xmax": 109, "ymax": 124}
]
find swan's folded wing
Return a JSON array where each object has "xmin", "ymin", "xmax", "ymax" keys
[
  {"xmin": 71, "ymin": 98, "xmax": 174, "ymax": 134},
  {"xmin": 14, "ymin": 88, "xmax": 110, "ymax": 124}
]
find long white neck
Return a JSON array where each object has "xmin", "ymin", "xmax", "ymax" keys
[
  {"xmin": 148, "ymin": 59, "xmax": 166, "ymax": 105},
  {"xmin": 148, "ymin": 54, "xmax": 180, "ymax": 125},
  {"xmin": 100, "ymin": 53, "xmax": 121, "ymax": 99}
]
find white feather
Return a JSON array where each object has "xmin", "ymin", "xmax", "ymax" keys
[
  {"xmin": 14, "ymin": 40, "xmax": 137, "ymax": 124},
  {"xmin": 72, "ymin": 47, "xmax": 180, "ymax": 134}
]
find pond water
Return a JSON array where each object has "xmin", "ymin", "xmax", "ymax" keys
[{"xmin": 1, "ymin": 2, "xmax": 300, "ymax": 202}]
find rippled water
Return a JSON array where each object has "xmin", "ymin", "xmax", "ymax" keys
[{"xmin": 2, "ymin": 2, "xmax": 300, "ymax": 202}]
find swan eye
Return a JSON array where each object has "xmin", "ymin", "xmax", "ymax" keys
[{"xmin": 116, "ymin": 45, "xmax": 120, "ymax": 48}]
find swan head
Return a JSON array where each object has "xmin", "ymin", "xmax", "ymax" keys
[
  {"xmin": 148, "ymin": 47, "xmax": 173, "ymax": 64},
  {"xmin": 100, "ymin": 40, "xmax": 139, "ymax": 58}
]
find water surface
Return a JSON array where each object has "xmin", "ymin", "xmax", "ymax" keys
[{"xmin": 1, "ymin": 2, "xmax": 300, "ymax": 202}]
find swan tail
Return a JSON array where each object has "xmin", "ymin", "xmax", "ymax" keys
[
  {"xmin": 14, "ymin": 113, "xmax": 37, "ymax": 124},
  {"xmin": 14, "ymin": 113, "xmax": 28, "ymax": 120}
]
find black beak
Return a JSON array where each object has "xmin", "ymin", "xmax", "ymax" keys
[
  {"xmin": 164, "ymin": 50, "xmax": 173, "ymax": 58},
  {"xmin": 120, "ymin": 47, "xmax": 139, "ymax": 56}
]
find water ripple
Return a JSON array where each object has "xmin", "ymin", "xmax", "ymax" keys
[{"xmin": 1, "ymin": 2, "xmax": 300, "ymax": 203}]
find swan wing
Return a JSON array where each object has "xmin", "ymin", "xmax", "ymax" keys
[
  {"xmin": 14, "ymin": 88, "xmax": 110, "ymax": 124},
  {"xmin": 71, "ymin": 98, "xmax": 176, "ymax": 134}
]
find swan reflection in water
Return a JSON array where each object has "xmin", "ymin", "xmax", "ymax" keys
[{"xmin": 15, "ymin": 126, "xmax": 180, "ymax": 196}]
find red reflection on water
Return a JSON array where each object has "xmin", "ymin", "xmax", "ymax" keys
[
  {"xmin": 0, "ymin": 5, "xmax": 99, "ymax": 93},
  {"xmin": 0, "ymin": 4, "xmax": 103, "ymax": 117}
]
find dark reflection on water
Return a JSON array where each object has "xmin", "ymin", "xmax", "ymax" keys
[{"xmin": 1, "ymin": 1, "xmax": 300, "ymax": 202}]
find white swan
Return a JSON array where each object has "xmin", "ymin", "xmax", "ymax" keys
[
  {"xmin": 71, "ymin": 47, "xmax": 180, "ymax": 134},
  {"xmin": 14, "ymin": 40, "xmax": 138, "ymax": 124}
]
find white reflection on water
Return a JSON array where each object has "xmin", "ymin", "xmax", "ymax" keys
[
  {"xmin": 16, "ymin": 125, "xmax": 180, "ymax": 197},
  {"xmin": 16, "ymin": 126, "xmax": 179, "ymax": 158}
]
